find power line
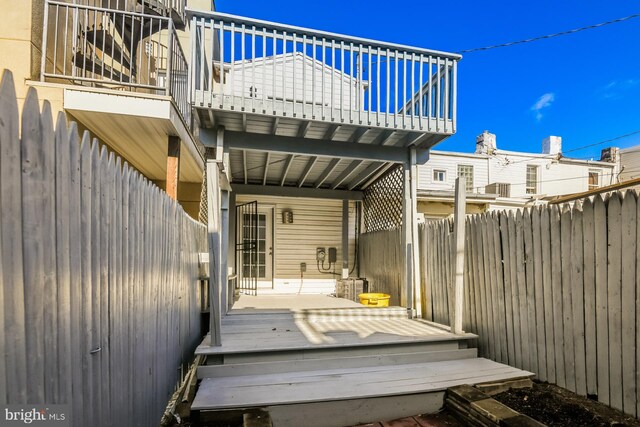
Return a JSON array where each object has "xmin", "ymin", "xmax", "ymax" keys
[{"xmin": 458, "ymin": 13, "xmax": 640, "ymax": 53}]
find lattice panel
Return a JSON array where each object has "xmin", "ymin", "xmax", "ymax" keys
[
  {"xmin": 363, "ymin": 164, "xmax": 404, "ymax": 232},
  {"xmin": 198, "ymin": 147, "xmax": 217, "ymax": 225}
]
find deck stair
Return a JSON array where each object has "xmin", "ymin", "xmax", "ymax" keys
[{"xmin": 192, "ymin": 307, "xmax": 533, "ymax": 427}]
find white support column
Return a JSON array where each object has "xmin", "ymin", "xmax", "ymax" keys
[
  {"xmin": 402, "ymin": 159, "xmax": 413, "ymax": 317},
  {"xmin": 410, "ymin": 147, "xmax": 422, "ymax": 319},
  {"xmin": 206, "ymin": 159, "xmax": 222, "ymax": 346},
  {"xmin": 452, "ymin": 177, "xmax": 466, "ymax": 334},
  {"xmin": 342, "ymin": 200, "xmax": 349, "ymax": 279},
  {"xmin": 220, "ymin": 188, "xmax": 230, "ymax": 316},
  {"xmin": 228, "ymin": 192, "xmax": 237, "ymax": 313}
]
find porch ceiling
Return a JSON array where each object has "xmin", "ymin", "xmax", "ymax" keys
[
  {"xmin": 200, "ymin": 109, "xmax": 439, "ymax": 191},
  {"xmin": 65, "ymin": 88, "xmax": 204, "ymax": 183}
]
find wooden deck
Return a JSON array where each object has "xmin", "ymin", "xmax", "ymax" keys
[{"xmin": 192, "ymin": 301, "xmax": 532, "ymax": 426}]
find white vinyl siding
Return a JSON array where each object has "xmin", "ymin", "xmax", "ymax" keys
[{"xmin": 235, "ymin": 195, "xmax": 356, "ymax": 294}]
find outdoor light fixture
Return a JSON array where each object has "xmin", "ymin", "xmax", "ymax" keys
[{"xmin": 282, "ymin": 210, "xmax": 293, "ymax": 224}]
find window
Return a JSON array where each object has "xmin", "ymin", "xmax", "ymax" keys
[
  {"xmin": 588, "ymin": 170, "xmax": 600, "ymax": 190},
  {"xmin": 526, "ymin": 165, "xmax": 538, "ymax": 194},
  {"xmin": 457, "ymin": 165, "xmax": 474, "ymax": 193},
  {"xmin": 433, "ymin": 169, "xmax": 446, "ymax": 182}
]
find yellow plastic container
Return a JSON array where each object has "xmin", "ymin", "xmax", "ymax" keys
[{"xmin": 358, "ymin": 293, "xmax": 391, "ymax": 307}]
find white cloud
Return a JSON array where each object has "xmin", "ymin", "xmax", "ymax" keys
[
  {"xmin": 530, "ymin": 92, "xmax": 555, "ymax": 121},
  {"xmin": 601, "ymin": 79, "xmax": 639, "ymax": 99}
]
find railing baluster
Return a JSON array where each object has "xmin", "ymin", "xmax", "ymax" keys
[
  {"xmin": 410, "ymin": 52, "xmax": 415, "ymax": 130},
  {"xmin": 230, "ymin": 22, "xmax": 235, "ymax": 106},
  {"xmin": 427, "ymin": 55, "xmax": 433, "ymax": 132},
  {"xmin": 282, "ymin": 31, "xmax": 286, "ymax": 114},
  {"xmin": 331, "ymin": 39, "xmax": 335, "ymax": 122},
  {"xmin": 138, "ymin": 14, "xmax": 144, "ymax": 84},
  {"xmin": 63, "ymin": 6, "xmax": 69, "ymax": 77},
  {"xmin": 302, "ymin": 34, "xmax": 307, "ymax": 117},
  {"xmin": 272, "ymin": 29, "xmax": 276, "ymax": 114},
  {"xmin": 402, "ymin": 51, "xmax": 406, "ymax": 129},
  {"xmin": 92, "ymin": 10, "xmax": 97, "ymax": 79},
  {"xmin": 251, "ymin": 25, "xmax": 256, "ymax": 112},
  {"xmin": 82, "ymin": 8, "xmax": 88, "ymax": 79},
  {"xmin": 262, "ymin": 28, "xmax": 267, "ymax": 113},
  {"xmin": 358, "ymin": 43, "xmax": 363, "ymax": 125},
  {"xmin": 218, "ymin": 20, "xmax": 224, "ymax": 108},
  {"xmin": 376, "ymin": 46, "xmax": 380, "ymax": 126},
  {"xmin": 340, "ymin": 41, "xmax": 344, "ymax": 123},
  {"xmin": 367, "ymin": 45, "xmax": 371, "ymax": 125},
  {"xmin": 321, "ymin": 37, "xmax": 325, "ymax": 120},
  {"xmin": 444, "ymin": 57, "xmax": 450, "ymax": 134},
  {"xmin": 394, "ymin": 50, "xmax": 398, "ymax": 128},
  {"xmin": 52, "ymin": 5, "xmax": 59, "ymax": 77},
  {"xmin": 419, "ymin": 53, "xmax": 424, "ymax": 130},
  {"xmin": 436, "ymin": 56, "xmax": 441, "ymax": 132},
  {"xmin": 385, "ymin": 48, "xmax": 390, "ymax": 127},
  {"xmin": 312, "ymin": 36, "xmax": 316, "ymax": 118},
  {"xmin": 199, "ymin": 17, "xmax": 205, "ymax": 99},
  {"xmin": 241, "ymin": 23, "xmax": 245, "ymax": 111},
  {"xmin": 349, "ymin": 42, "xmax": 353, "ymax": 123},
  {"xmin": 293, "ymin": 33, "xmax": 297, "ymax": 117}
]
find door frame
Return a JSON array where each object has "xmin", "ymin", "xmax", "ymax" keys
[{"xmin": 257, "ymin": 204, "xmax": 275, "ymax": 289}]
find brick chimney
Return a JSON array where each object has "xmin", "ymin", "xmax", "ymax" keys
[
  {"xmin": 476, "ymin": 130, "xmax": 497, "ymax": 154},
  {"xmin": 542, "ymin": 136, "xmax": 562, "ymax": 155}
]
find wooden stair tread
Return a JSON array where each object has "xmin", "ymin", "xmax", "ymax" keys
[{"xmin": 192, "ymin": 358, "xmax": 533, "ymax": 410}]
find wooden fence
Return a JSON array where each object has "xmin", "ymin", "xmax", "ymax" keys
[
  {"xmin": 359, "ymin": 229, "xmax": 404, "ymax": 306},
  {"xmin": 420, "ymin": 191, "xmax": 640, "ymax": 417},
  {"xmin": 0, "ymin": 71, "xmax": 207, "ymax": 426}
]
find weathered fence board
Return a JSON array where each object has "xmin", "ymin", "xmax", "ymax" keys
[
  {"xmin": 420, "ymin": 190, "xmax": 640, "ymax": 418},
  {"xmin": 0, "ymin": 73, "xmax": 206, "ymax": 427}
]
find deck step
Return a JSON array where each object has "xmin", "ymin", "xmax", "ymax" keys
[
  {"xmin": 192, "ymin": 358, "xmax": 533, "ymax": 427},
  {"xmin": 199, "ymin": 348, "xmax": 478, "ymax": 378}
]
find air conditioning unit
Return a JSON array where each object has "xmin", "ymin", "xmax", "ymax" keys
[
  {"xmin": 485, "ymin": 182, "xmax": 511, "ymax": 198},
  {"xmin": 336, "ymin": 278, "xmax": 368, "ymax": 302}
]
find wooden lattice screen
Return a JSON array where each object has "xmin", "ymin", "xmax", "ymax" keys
[{"xmin": 362, "ymin": 164, "xmax": 404, "ymax": 232}]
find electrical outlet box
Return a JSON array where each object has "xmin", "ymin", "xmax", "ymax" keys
[
  {"xmin": 328, "ymin": 247, "xmax": 337, "ymax": 263},
  {"xmin": 300, "ymin": 262, "xmax": 306, "ymax": 272},
  {"xmin": 316, "ymin": 247, "xmax": 326, "ymax": 262}
]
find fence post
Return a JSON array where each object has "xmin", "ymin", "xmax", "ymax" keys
[{"xmin": 452, "ymin": 177, "xmax": 466, "ymax": 334}]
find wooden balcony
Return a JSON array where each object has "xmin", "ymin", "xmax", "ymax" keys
[{"xmin": 190, "ymin": 10, "xmax": 461, "ymax": 149}]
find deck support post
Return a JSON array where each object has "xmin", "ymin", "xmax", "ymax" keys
[
  {"xmin": 342, "ymin": 200, "xmax": 349, "ymax": 279},
  {"xmin": 410, "ymin": 147, "xmax": 422, "ymax": 318},
  {"xmin": 166, "ymin": 135, "xmax": 181, "ymax": 200},
  {"xmin": 452, "ymin": 177, "xmax": 466, "ymax": 334},
  {"xmin": 221, "ymin": 189, "xmax": 230, "ymax": 316},
  {"xmin": 402, "ymin": 147, "xmax": 422, "ymax": 319},
  {"xmin": 228, "ymin": 192, "xmax": 237, "ymax": 312},
  {"xmin": 207, "ymin": 159, "xmax": 222, "ymax": 346}
]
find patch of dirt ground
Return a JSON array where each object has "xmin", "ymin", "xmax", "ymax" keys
[{"xmin": 494, "ymin": 381, "xmax": 640, "ymax": 427}]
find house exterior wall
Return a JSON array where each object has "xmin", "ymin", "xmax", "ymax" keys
[
  {"xmin": 620, "ymin": 146, "xmax": 640, "ymax": 181},
  {"xmin": 420, "ymin": 150, "xmax": 614, "ymax": 197},
  {"xmin": 221, "ymin": 52, "xmax": 360, "ymax": 110},
  {"xmin": 235, "ymin": 194, "xmax": 357, "ymax": 294}
]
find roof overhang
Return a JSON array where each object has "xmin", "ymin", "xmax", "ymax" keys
[{"xmin": 64, "ymin": 88, "xmax": 204, "ymax": 183}]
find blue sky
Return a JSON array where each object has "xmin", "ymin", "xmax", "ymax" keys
[{"xmin": 214, "ymin": 0, "xmax": 640, "ymax": 159}]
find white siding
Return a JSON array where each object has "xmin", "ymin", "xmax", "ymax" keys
[
  {"xmin": 620, "ymin": 147, "xmax": 640, "ymax": 181},
  {"xmin": 418, "ymin": 150, "xmax": 615, "ymax": 198},
  {"xmin": 418, "ymin": 152, "xmax": 489, "ymax": 194},
  {"xmin": 235, "ymin": 195, "xmax": 356, "ymax": 294},
  {"xmin": 223, "ymin": 52, "xmax": 360, "ymax": 111}
]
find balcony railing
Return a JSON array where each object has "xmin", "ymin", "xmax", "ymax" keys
[
  {"xmin": 190, "ymin": 10, "xmax": 461, "ymax": 134},
  {"xmin": 61, "ymin": 0, "xmax": 186, "ymax": 25},
  {"xmin": 41, "ymin": 0, "xmax": 190, "ymax": 125}
]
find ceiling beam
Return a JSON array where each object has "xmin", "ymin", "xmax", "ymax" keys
[
  {"xmin": 225, "ymin": 131, "xmax": 419, "ymax": 163},
  {"xmin": 280, "ymin": 155, "xmax": 295, "ymax": 186},
  {"xmin": 297, "ymin": 121, "xmax": 311, "ymax": 138},
  {"xmin": 371, "ymin": 129, "xmax": 395, "ymax": 146},
  {"xmin": 298, "ymin": 156, "xmax": 318, "ymax": 187},
  {"xmin": 242, "ymin": 113, "xmax": 247, "ymax": 132},
  {"xmin": 272, "ymin": 117, "xmax": 280, "ymax": 135},
  {"xmin": 347, "ymin": 162, "xmax": 385, "ymax": 190},
  {"xmin": 332, "ymin": 160, "xmax": 362, "ymax": 189},
  {"xmin": 404, "ymin": 132, "xmax": 431, "ymax": 147},
  {"xmin": 262, "ymin": 152, "xmax": 271, "ymax": 185},
  {"xmin": 349, "ymin": 127, "xmax": 370, "ymax": 143},
  {"xmin": 232, "ymin": 183, "xmax": 363, "ymax": 201},
  {"xmin": 314, "ymin": 158, "xmax": 341, "ymax": 188},
  {"xmin": 323, "ymin": 124, "xmax": 341, "ymax": 140}
]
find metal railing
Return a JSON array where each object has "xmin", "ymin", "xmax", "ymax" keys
[
  {"xmin": 41, "ymin": 0, "xmax": 190, "ymax": 125},
  {"xmin": 189, "ymin": 10, "xmax": 460, "ymax": 133},
  {"xmin": 63, "ymin": 0, "xmax": 186, "ymax": 24}
]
